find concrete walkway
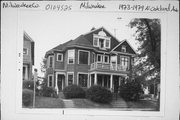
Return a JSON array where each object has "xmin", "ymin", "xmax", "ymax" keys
[
  {"xmin": 62, "ymin": 99, "xmax": 75, "ymax": 108},
  {"xmin": 111, "ymin": 94, "xmax": 128, "ymax": 108}
]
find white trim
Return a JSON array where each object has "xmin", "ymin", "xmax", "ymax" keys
[
  {"xmin": 67, "ymin": 49, "xmax": 75, "ymax": 64},
  {"xmin": 111, "ymin": 39, "xmax": 137, "ymax": 54},
  {"xmin": 121, "ymin": 45, "xmax": 126, "ymax": 52},
  {"xmin": 56, "ymin": 53, "xmax": 63, "ymax": 62},
  {"xmin": 56, "ymin": 72, "xmax": 65, "ymax": 92},
  {"xmin": 93, "ymin": 34, "xmax": 111, "ymax": 49},
  {"xmin": 104, "ymin": 55, "xmax": 109, "ymax": 63},
  {"xmin": 93, "ymin": 34, "xmax": 99, "ymax": 47},
  {"xmin": 23, "ymin": 48, "xmax": 28, "ymax": 55},
  {"xmin": 119, "ymin": 55, "xmax": 130, "ymax": 70},
  {"xmin": 77, "ymin": 72, "xmax": 89, "ymax": 87},
  {"xmin": 48, "ymin": 55, "xmax": 54, "ymax": 68},
  {"xmin": 97, "ymin": 54, "xmax": 103, "ymax": 62},
  {"xmin": 92, "ymin": 52, "xmax": 95, "ymax": 63},
  {"xmin": 111, "ymin": 51, "xmax": 136, "ymax": 57},
  {"xmin": 78, "ymin": 49, "xmax": 90, "ymax": 65},
  {"xmin": 67, "ymin": 72, "xmax": 74, "ymax": 86},
  {"xmin": 83, "ymin": 27, "xmax": 121, "ymax": 43},
  {"xmin": 47, "ymin": 74, "xmax": 54, "ymax": 87},
  {"xmin": 23, "ymin": 64, "xmax": 28, "ymax": 80}
]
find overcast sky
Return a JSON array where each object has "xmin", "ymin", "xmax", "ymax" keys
[{"xmin": 20, "ymin": 11, "xmax": 137, "ymax": 77}]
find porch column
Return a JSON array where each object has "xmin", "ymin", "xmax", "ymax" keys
[
  {"xmin": 110, "ymin": 74, "xmax": 113, "ymax": 92},
  {"xmin": 94, "ymin": 73, "xmax": 97, "ymax": 85},
  {"xmin": 55, "ymin": 74, "xmax": 59, "ymax": 95},
  {"xmin": 89, "ymin": 74, "xmax": 91, "ymax": 87}
]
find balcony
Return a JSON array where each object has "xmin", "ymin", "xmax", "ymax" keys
[{"xmin": 90, "ymin": 62, "xmax": 128, "ymax": 72}]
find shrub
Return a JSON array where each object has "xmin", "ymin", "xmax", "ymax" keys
[
  {"xmin": 23, "ymin": 80, "xmax": 34, "ymax": 90},
  {"xmin": 119, "ymin": 80, "xmax": 143, "ymax": 101},
  {"xmin": 63, "ymin": 85, "xmax": 85, "ymax": 99},
  {"xmin": 22, "ymin": 89, "xmax": 34, "ymax": 107},
  {"xmin": 42, "ymin": 86, "xmax": 57, "ymax": 98},
  {"xmin": 86, "ymin": 85, "xmax": 112, "ymax": 104}
]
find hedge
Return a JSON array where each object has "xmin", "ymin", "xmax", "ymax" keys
[
  {"xmin": 86, "ymin": 85, "xmax": 112, "ymax": 104},
  {"xmin": 63, "ymin": 85, "xmax": 86, "ymax": 99},
  {"xmin": 22, "ymin": 89, "xmax": 34, "ymax": 107}
]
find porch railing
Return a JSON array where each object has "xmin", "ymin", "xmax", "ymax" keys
[{"xmin": 90, "ymin": 62, "xmax": 128, "ymax": 71}]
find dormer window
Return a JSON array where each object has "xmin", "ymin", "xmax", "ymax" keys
[
  {"xmin": 121, "ymin": 45, "xmax": 126, "ymax": 52},
  {"xmin": 93, "ymin": 30, "xmax": 111, "ymax": 49}
]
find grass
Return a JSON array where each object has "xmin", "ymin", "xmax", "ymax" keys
[
  {"xmin": 23, "ymin": 95, "xmax": 158, "ymax": 111},
  {"xmin": 126, "ymin": 99, "xmax": 159, "ymax": 110},
  {"xmin": 23, "ymin": 96, "xmax": 64, "ymax": 108},
  {"xmin": 35, "ymin": 96, "xmax": 64, "ymax": 108},
  {"xmin": 73, "ymin": 98, "xmax": 113, "ymax": 108}
]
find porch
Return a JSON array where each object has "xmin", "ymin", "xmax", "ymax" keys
[
  {"xmin": 90, "ymin": 62, "xmax": 128, "ymax": 71},
  {"xmin": 89, "ymin": 73, "xmax": 127, "ymax": 93}
]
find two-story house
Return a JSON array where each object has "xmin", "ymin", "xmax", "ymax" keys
[
  {"xmin": 45, "ymin": 27, "xmax": 136, "ymax": 94},
  {"xmin": 23, "ymin": 32, "xmax": 35, "ymax": 81}
]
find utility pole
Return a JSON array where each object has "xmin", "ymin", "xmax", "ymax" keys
[{"xmin": 33, "ymin": 68, "xmax": 38, "ymax": 108}]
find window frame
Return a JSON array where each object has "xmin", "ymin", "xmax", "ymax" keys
[
  {"xmin": 48, "ymin": 75, "xmax": 54, "ymax": 87},
  {"xmin": 78, "ymin": 50, "xmax": 90, "ymax": 65},
  {"xmin": 104, "ymin": 55, "xmax": 109, "ymax": 63},
  {"xmin": 93, "ymin": 34, "xmax": 99, "ymax": 47},
  {"xmin": 48, "ymin": 56, "xmax": 54, "ymax": 68},
  {"xmin": 57, "ymin": 53, "xmax": 63, "ymax": 62},
  {"xmin": 23, "ymin": 48, "xmax": 28, "ymax": 55},
  {"xmin": 121, "ymin": 45, "xmax": 126, "ymax": 52},
  {"xmin": 120, "ymin": 55, "xmax": 130, "ymax": 69},
  {"xmin": 77, "ymin": 72, "xmax": 88, "ymax": 88},
  {"xmin": 97, "ymin": 54, "xmax": 103, "ymax": 63},
  {"xmin": 67, "ymin": 72, "xmax": 74, "ymax": 86},
  {"xmin": 67, "ymin": 49, "xmax": 75, "ymax": 64}
]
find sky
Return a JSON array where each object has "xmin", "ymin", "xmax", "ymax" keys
[{"xmin": 20, "ymin": 11, "xmax": 138, "ymax": 77}]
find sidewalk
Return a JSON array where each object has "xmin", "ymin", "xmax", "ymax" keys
[{"xmin": 111, "ymin": 94, "xmax": 128, "ymax": 108}]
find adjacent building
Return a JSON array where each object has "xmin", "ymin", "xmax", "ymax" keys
[
  {"xmin": 45, "ymin": 27, "xmax": 136, "ymax": 93},
  {"xmin": 23, "ymin": 32, "xmax": 35, "ymax": 81}
]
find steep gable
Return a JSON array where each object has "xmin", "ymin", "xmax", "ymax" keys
[
  {"xmin": 83, "ymin": 27, "xmax": 120, "ymax": 51},
  {"xmin": 112, "ymin": 40, "xmax": 136, "ymax": 55}
]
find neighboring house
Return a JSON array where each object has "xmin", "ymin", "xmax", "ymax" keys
[
  {"xmin": 23, "ymin": 32, "xmax": 35, "ymax": 81},
  {"xmin": 45, "ymin": 27, "xmax": 136, "ymax": 93}
]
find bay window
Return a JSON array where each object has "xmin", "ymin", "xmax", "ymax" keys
[
  {"xmin": 78, "ymin": 50, "xmax": 89, "ymax": 64},
  {"xmin": 68, "ymin": 49, "xmax": 75, "ymax": 64}
]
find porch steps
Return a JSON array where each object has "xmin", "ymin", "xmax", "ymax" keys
[{"xmin": 111, "ymin": 94, "xmax": 128, "ymax": 108}]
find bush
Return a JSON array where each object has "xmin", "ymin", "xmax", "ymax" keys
[
  {"xmin": 42, "ymin": 86, "xmax": 57, "ymax": 98},
  {"xmin": 86, "ymin": 85, "xmax": 112, "ymax": 104},
  {"xmin": 120, "ymin": 80, "xmax": 143, "ymax": 101},
  {"xmin": 22, "ymin": 89, "xmax": 34, "ymax": 107},
  {"xmin": 63, "ymin": 85, "xmax": 85, "ymax": 99},
  {"xmin": 23, "ymin": 80, "xmax": 34, "ymax": 90}
]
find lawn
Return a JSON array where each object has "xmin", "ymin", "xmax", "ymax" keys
[
  {"xmin": 72, "ymin": 98, "xmax": 113, "ymax": 108},
  {"xmin": 23, "ymin": 96, "xmax": 158, "ymax": 111},
  {"xmin": 23, "ymin": 96, "xmax": 64, "ymax": 108}
]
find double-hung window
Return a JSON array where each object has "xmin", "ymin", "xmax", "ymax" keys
[
  {"xmin": 97, "ymin": 54, "xmax": 103, "ymax": 62},
  {"xmin": 120, "ymin": 56, "xmax": 129, "ymax": 70},
  {"xmin": 78, "ymin": 50, "xmax": 89, "ymax": 64},
  {"xmin": 23, "ymin": 48, "xmax": 28, "ymax": 55},
  {"xmin": 57, "ymin": 53, "xmax": 63, "ymax": 62},
  {"xmin": 68, "ymin": 49, "xmax": 75, "ymax": 64},
  {"xmin": 48, "ymin": 56, "xmax": 53, "ymax": 68},
  {"xmin": 48, "ymin": 75, "xmax": 53, "ymax": 87}
]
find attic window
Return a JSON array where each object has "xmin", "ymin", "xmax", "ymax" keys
[
  {"xmin": 93, "ymin": 34, "xmax": 111, "ymax": 49},
  {"xmin": 121, "ymin": 46, "xmax": 126, "ymax": 52}
]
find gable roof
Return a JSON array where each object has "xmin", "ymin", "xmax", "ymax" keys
[
  {"xmin": 45, "ymin": 27, "xmax": 136, "ymax": 57},
  {"xmin": 111, "ymin": 39, "xmax": 137, "ymax": 54}
]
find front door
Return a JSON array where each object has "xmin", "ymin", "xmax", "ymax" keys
[
  {"xmin": 113, "ymin": 76, "xmax": 119, "ymax": 93},
  {"xmin": 57, "ymin": 74, "xmax": 64, "ymax": 91}
]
